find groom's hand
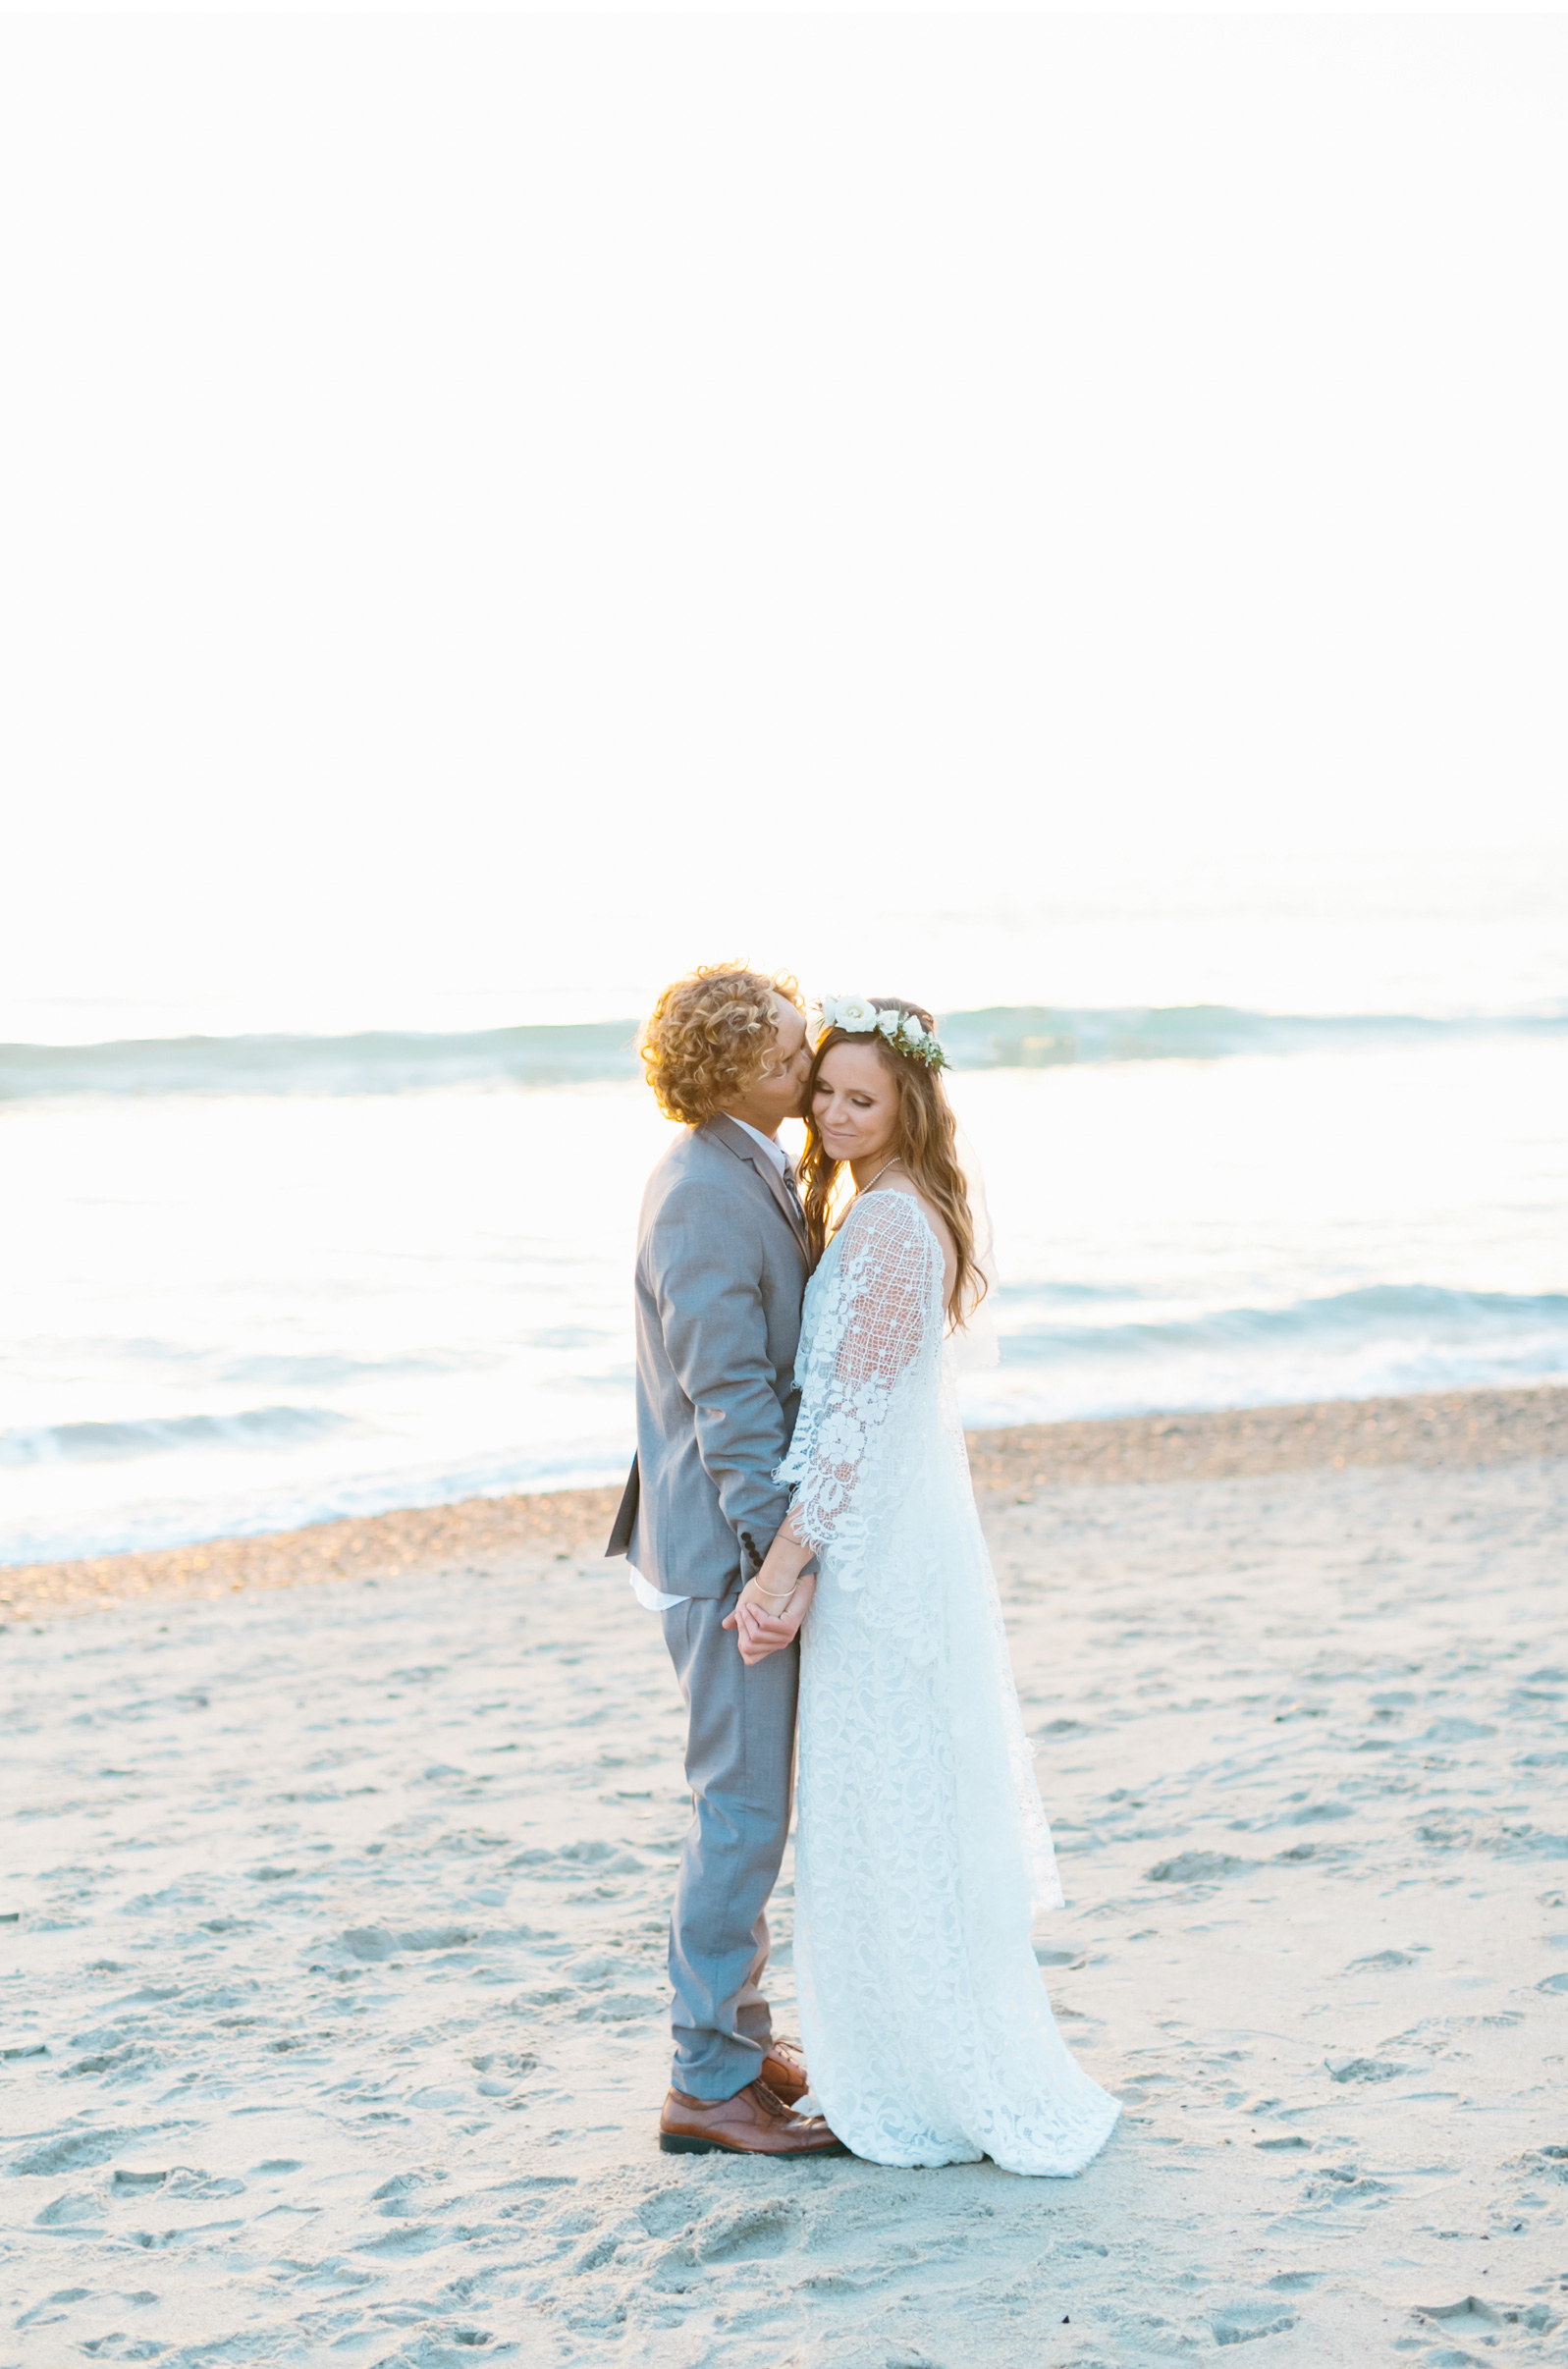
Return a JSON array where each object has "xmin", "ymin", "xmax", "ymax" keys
[{"xmin": 723, "ymin": 1574, "xmax": 816, "ymax": 1667}]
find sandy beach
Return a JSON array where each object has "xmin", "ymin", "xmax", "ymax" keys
[{"xmin": 4, "ymin": 1385, "xmax": 1567, "ymax": 2365}]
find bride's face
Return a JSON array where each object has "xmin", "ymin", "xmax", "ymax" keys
[{"xmin": 812, "ymin": 1041, "xmax": 900, "ymax": 1167}]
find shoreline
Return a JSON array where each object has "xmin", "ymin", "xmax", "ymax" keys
[{"xmin": 4, "ymin": 1378, "xmax": 1564, "ymax": 1628}]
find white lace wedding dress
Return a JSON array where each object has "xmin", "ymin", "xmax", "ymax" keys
[{"xmin": 777, "ymin": 1187, "xmax": 1120, "ymax": 2176}]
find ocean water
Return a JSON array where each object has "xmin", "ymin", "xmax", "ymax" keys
[{"xmin": 3, "ymin": 1002, "xmax": 1565, "ymax": 1567}]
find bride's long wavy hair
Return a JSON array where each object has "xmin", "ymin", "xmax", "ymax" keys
[{"xmin": 800, "ymin": 996, "xmax": 987, "ymax": 1327}]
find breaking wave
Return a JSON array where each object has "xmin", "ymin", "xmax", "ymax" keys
[
  {"xmin": 0, "ymin": 1406, "xmax": 354, "ymax": 1468},
  {"xmin": 4, "ymin": 1004, "xmax": 1564, "ymax": 1099},
  {"xmin": 963, "ymin": 1282, "xmax": 1568, "ymax": 1428}
]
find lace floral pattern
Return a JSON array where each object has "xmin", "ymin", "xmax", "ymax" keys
[
  {"xmin": 777, "ymin": 1191, "xmax": 935, "ymax": 1593},
  {"xmin": 781, "ymin": 1189, "xmax": 1120, "ymax": 2177}
]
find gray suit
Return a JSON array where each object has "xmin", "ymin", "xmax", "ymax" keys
[{"xmin": 606, "ymin": 1114, "xmax": 811, "ymax": 2099}]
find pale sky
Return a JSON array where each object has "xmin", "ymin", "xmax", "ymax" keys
[{"xmin": 2, "ymin": 14, "xmax": 1565, "ymax": 1037}]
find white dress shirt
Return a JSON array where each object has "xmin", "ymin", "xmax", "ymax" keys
[
  {"xmin": 728, "ymin": 1115, "xmax": 788, "ymax": 1177},
  {"xmin": 627, "ymin": 1115, "xmax": 793, "ymax": 1612}
]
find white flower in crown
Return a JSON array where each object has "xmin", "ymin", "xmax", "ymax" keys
[
  {"xmin": 829, "ymin": 993, "xmax": 878, "ymax": 1033},
  {"xmin": 897, "ymin": 1010, "xmax": 927, "ymax": 1048},
  {"xmin": 875, "ymin": 1007, "xmax": 901, "ymax": 1040}
]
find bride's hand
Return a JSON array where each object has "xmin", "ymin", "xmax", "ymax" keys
[{"xmin": 723, "ymin": 1572, "xmax": 816, "ymax": 1667}]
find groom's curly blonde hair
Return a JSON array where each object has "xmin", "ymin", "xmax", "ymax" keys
[{"xmin": 640, "ymin": 963, "xmax": 804, "ymax": 1126}]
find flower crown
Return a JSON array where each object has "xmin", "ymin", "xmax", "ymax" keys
[{"xmin": 817, "ymin": 994, "xmax": 948, "ymax": 1071}]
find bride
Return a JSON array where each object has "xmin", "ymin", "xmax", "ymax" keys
[{"xmin": 728, "ymin": 995, "xmax": 1120, "ymax": 2178}]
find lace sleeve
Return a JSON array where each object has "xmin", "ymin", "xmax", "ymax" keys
[{"xmin": 777, "ymin": 1192, "xmax": 943, "ymax": 1588}]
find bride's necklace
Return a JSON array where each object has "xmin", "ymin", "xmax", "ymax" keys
[{"xmin": 857, "ymin": 1153, "xmax": 903, "ymax": 1194}]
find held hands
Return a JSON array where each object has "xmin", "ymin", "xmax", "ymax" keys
[
  {"xmin": 724, "ymin": 1572, "xmax": 816, "ymax": 1666},
  {"xmin": 722, "ymin": 1518, "xmax": 816, "ymax": 1666}
]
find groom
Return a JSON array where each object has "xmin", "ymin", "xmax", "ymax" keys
[{"xmin": 605, "ymin": 964, "xmax": 841, "ymax": 2158}]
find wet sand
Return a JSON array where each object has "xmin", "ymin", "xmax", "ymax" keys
[{"xmin": 3, "ymin": 1389, "xmax": 1567, "ymax": 2364}]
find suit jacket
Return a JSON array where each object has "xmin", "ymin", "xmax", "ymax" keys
[{"xmin": 605, "ymin": 1113, "xmax": 811, "ymax": 1599}]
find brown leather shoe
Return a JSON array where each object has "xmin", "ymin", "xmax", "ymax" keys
[
  {"xmin": 760, "ymin": 2039, "xmax": 809, "ymax": 2108},
  {"xmin": 659, "ymin": 2079, "xmax": 844, "ymax": 2157}
]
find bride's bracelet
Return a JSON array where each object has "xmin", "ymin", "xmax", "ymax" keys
[{"xmin": 749, "ymin": 1581, "xmax": 797, "ymax": 1605}]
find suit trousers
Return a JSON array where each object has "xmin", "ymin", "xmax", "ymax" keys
[{"xmin": 661, "ymin": 1584, "xmax": 799, "ymax": 2100}]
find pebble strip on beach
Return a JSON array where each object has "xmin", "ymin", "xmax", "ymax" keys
[
  {"xmin": 964, "ymin": 1380, "xmax": 1568, "ymax": 1493},
  {"xmin": 3, "ymin": 1382, "xmax": 1564, "ymax": 1629}
]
